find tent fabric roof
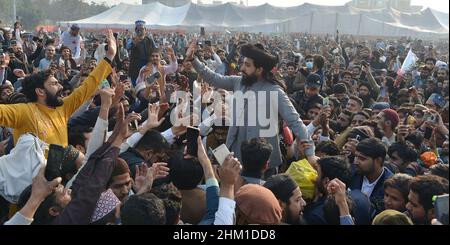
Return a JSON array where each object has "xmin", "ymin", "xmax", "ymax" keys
[{"xmin": 63, "ymin": 2, "xmax": 449, "ymax": 36}]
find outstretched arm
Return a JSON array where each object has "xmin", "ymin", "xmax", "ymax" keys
[{"xmin": 186, "ymin": 40, "xmax": 240, "ymax": 91}]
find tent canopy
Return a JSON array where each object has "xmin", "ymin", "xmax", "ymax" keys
[{"xmin": 62, "ymin": 2, "xmax": 449, "ymax": 37}]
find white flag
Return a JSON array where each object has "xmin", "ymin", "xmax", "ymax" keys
[{"xmin": 398, "ymin": 49, "xmax": 418, "ymax": 77}]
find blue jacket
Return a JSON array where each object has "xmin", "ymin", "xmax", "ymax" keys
[
  {"xmin": 303, "ymin": 190, "xmax": 374, "ymax": 225},
  {"xmin": 350, "ymin": 167, "xmax": 393, "ymax": 215}
]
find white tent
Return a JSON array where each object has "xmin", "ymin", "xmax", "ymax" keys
[{"xmin": 62, "ymin": 2, "xmax": 449, "ymax": 37}]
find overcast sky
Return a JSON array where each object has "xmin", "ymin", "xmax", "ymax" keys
[{"xmin": 88, "ymin": 0, "xmax": 448, "ymax": 12}]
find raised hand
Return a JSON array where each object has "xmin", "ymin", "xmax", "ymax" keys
[
  {"xmin": 99, "ymin": 88, "xmax": 115, "ymax": 110},
  {"xmin": 143, "ymin": 103, "xmax": 166, "ymax": 131},
  {"xmin": 219, "ymin": 154, "xmax": 241, "ymax": 184},
  {"xmin": 111, "ymin": 83, "xmax": 126, "ymax": 108},
  {"xmin": 32, "ymin": 164, "xmax": 62, "ymax": 202},
  {"xmin": 106, "ymin": 30, "xmax": 117, "ymax": 61},
  {"xmin": 186, "ymin": 39, "xmax": 198, "ymax": 61},
  {"xmin": 134, "ymin": 162, "xmax": 170, "ymax": 195}
]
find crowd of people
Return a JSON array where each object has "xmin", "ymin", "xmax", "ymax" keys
[{"xmin": 0, "ymin": 19, "xmax": 448, "ymax": 226}]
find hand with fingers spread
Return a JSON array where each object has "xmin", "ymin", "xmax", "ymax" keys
[
  {"xmin": 166, "ymin": 46, "xmax": 176, "ymax": 62},
  {"xmin": 141, "ymin": 104, "xmax": 166, "ymax": 133},
  {"xmin": 186, "ymin": 39, "xmax": 198, "ymax": 61},
  {"xmin": 134, "ymin": 163, "xmax": 170, "ymax": 195}
]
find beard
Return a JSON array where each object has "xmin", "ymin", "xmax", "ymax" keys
[
  {"xmin": 46, "ymin": 89, "xmax": 64, "ymax": 107},
  {"xmin": 284, "ymin": 207, "xmax": 303, "ymax": 225},
  {"xmin": 241, "ymin": 73, "xmax": 258, "ymax": 87}
]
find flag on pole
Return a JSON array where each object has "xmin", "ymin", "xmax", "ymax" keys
[
  {"xmin": 395, "ymin": 49, "xmax": 418, "ymax": 87},
  {"xmin": 397, "ymin": 49, "xmax": 418, "ymax": 77}
]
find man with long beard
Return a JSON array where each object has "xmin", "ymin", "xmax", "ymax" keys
[
  {"xmin": 0, "ymin": 30, "xmax": 117, "ymax": 147},
  {"xmin": 264, "ymin": 174, "xmax": 307, "ymax": 225},
  {"xmin": 185, "ymin": 41, "xmax": 315, "ymax": 176}
]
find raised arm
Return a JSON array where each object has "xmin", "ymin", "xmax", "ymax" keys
[
  {"xmin": 63, "ymin": 30, "xmax": 116, "ymax": 118},
  {"xmin": 276, "ymin": 86, "xmax": 315, "ymax": 157},
  {"xmin": 0, "ymin": 103, "xmax": 25, "ymax": 129},
  {"xmin": 186, "ymin": 40, "xmax": 240, "ymax": 91}
]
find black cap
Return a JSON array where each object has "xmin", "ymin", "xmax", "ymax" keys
[
  {"xmin": 70, "ymin": 24, "xmax": 80, "ymax": 31},
  {"xmin": 333, "ymin": 83, "xmax": 347, "ymax": 94},
  {"xmin": 306, "ymin": 74, "xmax": 321, "ymax": 88}
]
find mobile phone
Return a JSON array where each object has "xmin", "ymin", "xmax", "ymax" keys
[
  {"xmin": 424, "ymin": 127, "xmax": 433, "ymax": 140},
  {"xmin": 45, "ymin": 144, "xmax": 65, "ymax": 181},
  {"xmin": 186, "ymin": 127, "xmax": 200, "ymax": 157},
  {"xmin": 205, "ymin": 40, "xmax": 212, "ymax": 46},
  {"xmin": 431, "ymin": 93, "xmax": 446, "ymax": 108},
  {"xmin": 211, "ymin": 144, "xmax": 231, "ymax": 165},
  {"xmin": 147, "ymin": 71, "xmax": 161, "ymax": 84},
  {"xmin": 120, "ymin": 75, "xmax": 128, "ymax": 81},
  {"xmin": 434, "ymin": 194, "xmax": 449, "ymax": 225},
  {"xmin": 200, "ymin": 27, "xmax": 206, "ymax": 37}
]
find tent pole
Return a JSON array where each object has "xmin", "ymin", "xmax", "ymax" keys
[
  {"xmin": 335, "ymin": 12, "xmax": 339, "ymax": 35},
  {"xmin": 12, "ymin": 0, "xmax": 17, "ymax": 24},
  {"xmin": 357, "ymin": 13, "xmax": 362, "ymax": 35}
]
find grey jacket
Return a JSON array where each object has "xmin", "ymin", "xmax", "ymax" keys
[{"xmin": 193, "ymin": 59, "xmax": 314, "ymax": 168}]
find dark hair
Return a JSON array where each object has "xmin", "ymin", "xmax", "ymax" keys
[
  {"xmin": 409, "ymin": 175, "xmax": 449, "ymax": 211},
  {"xmin": 384, "ymin": 174, "xmax": 413, "ymax": 203},
  {"xmin": 287, "ymin": 62, "xmax": 296, "ymax": 68},
  {"xmin": 316, "ymin": 141, "xmax": 340, "ymax": 156},
  {"xmin": 135, "ymin": 130, "xmax": 170, "ymax": 152},
  {"xmin": 388, "ymin": 142, "xmax": 418, "ymax": 164},
  {"xmin": 405, "ymin": 132, "xmax": 424, "ymax": 150},
  {"xmin": 60, "ymin": 45, "xmax": 71, "ymax": 53},
  {"xmin": 168, "ymin": 154, "xmax": 204, "ymax": 191},
  {"xmin": 429, "ymin": 164, "xmax": 449, "ymax": 181},
  {"xmin": 361, "ymin": 120, "xmax": 384, "ymax": 139},
  {"xmin": 68, "ymin": 126, "xmax": 93, "ymax": 150},
  {"xmin": 7, "ymin": 92, "xmax": 28, "ymax": 104},
  {"xmin": 341, "ymin": 109, "xmax": 354, "ymax": 120},
  {"xmin": 241, "ymin": 138, "xmax": 273, "ymax": 178},
  {"xmin": 323, "ymin": 194, "xmax": 354, "ymax": 225},
  {"xmin": 317, "ymin": 157, "xmax": 352, "ymax": 186},
  {"xmin": 121, "ymin": 193, "xmax": 166, "ymax": 225},
  {"xmin": 314, "ymin": 55, "xmax": 325, "ymax": 70},
  {"xmin": 305, "ymin": 54, "xmax": 313, "ymax": 60},
  {"xmin": 356, "ymin": 138, "xmax": 387, "ymax": 164},
  {"xmin": 151, "ymin": 48, "xmax": 161, "ymax": 55},
  {"xmin": 358, "ymin": 82, "xmax": 371, "ymax": 90},
  {"xmin": 150, "ymin": 183, "xmax": 182, "ymax": 225},
  {"xmin": 349, "ymin": 95, "xmax": 363, "ymax": 107},
  {"xmin": 355, "ymin": 111, "xmax": 370, "ymax": 120},
  {"xmin": 21, "ymin": 70, "xmax": 53, "ymax": 102}
]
